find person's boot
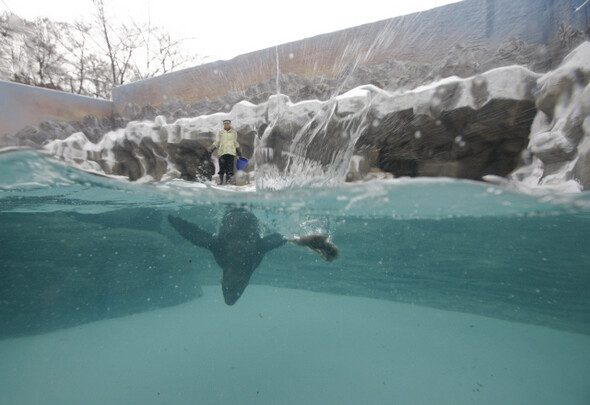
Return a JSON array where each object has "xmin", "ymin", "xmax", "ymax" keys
[
  {"xmin": 226, "ymin": 174, "xmax": 232, "ymax": 185},
  {"xmin": 218, "ymin": 174, "xmax": 224, "ymax": 185}
]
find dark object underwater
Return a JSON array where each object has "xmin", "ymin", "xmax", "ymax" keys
[{"xmin": 168, "ymin": 208, "xmax": 338, "ymax": 305}]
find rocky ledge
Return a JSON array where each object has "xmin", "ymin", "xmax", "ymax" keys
[
  {"xmin": 507, "ymin": 42, "xmax": 590, "ymax": 191},
  {"xmin": 40, "ymin": 42, "xmax": 590, "ymax": 191}
]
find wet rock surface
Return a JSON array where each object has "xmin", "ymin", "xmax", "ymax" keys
[
  {"xmin": 509, "ymin": 42, "xmax": 590, "ymax": 191},
  {"xmin": 361, "ymin": 99, "xmax": 536, "ymax": 179},
  {"xmin": 44, "ymin": 64, "xmax": 541, "ymax": 184},
  {"xmin": 15, "ymin": 43, "xmax": 589, "ymax": 191}
]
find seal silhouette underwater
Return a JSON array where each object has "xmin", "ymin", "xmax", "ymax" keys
[{"xmin": 168, "ymin": 208, "xmax": 339, "ymax": 305}]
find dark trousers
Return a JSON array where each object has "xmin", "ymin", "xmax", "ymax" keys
[{"xmin": 218, "ymin": 154, "xmax": 235, "ymax": 177}]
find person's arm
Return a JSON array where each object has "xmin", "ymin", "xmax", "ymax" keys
[{"xmin": 209, "ymin": 131, "xmax": 220, "ymax": 153}]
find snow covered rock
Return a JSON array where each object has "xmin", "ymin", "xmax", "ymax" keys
[
  {"xmin": 510, "ymin": 42, "xmax": 590, "ymax": 191},
  {"xmin": 45, "ymin": 65, "xmax": 542, "ymax": 185}
]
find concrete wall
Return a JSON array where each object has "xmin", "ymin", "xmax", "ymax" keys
[
  {"xmin": 0, "ymin": 80, "xmax": 113, "ymax": 139},
  {"xmin": 112, "ymin": 0, "xmax": 590, "ymax": 113},
  {"xmin": 1, "ymin": 0, "xmax": 588, "ymax": 140}
]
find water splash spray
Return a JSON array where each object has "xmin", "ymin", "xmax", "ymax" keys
[
  {"xmin": 275, "ymin": 45, "xmax": 281, "ymax": 95},
  {"xmin": 254, "ymin": 88, "xmax": 377, "ymax": 190}
]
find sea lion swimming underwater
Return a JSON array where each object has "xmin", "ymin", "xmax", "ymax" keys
[{"xmin": 168, "ymin": 208, "xmax": 339, "ymax": 305}]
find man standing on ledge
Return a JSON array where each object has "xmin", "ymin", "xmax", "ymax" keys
[{"xmin": 209, "ymin": 119, "xmax": 242, "ymax": 185}]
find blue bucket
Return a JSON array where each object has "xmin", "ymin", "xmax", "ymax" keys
[{"xmin": 236, "ymin": 157, "xmax": 248, "ymax": 171}]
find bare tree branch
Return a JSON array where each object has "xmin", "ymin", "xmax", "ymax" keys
[{"xmin": 0, "ymin": 8, "xmax": 204, "ymax": 99}]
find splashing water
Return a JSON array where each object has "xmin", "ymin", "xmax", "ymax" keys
[{"xmin": 254, "ymin": 88, "xmax": 375, "ymax": 189}]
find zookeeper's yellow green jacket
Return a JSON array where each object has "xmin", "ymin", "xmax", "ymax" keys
[{"xmin": 213, "ymin": 129, "xmax": 240, "ymax": 156}]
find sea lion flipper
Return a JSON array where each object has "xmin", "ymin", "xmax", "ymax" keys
[
  {"xmin": 261, "ymin": 232, "xmax": 287, "ymax": 253},
  {"xmin": 288, "ymin": 234, "xmax": 340, "ymax": 262},
  {"xmin": 167, "ymin": 215, "xmax": 215, "ymax": 251}
]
